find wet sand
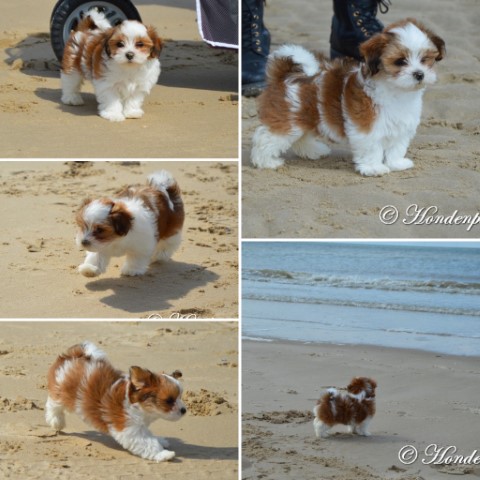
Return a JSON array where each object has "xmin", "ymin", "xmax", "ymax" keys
[{"xmin": 243, "ymin": 339, "xmax": 480, "ymax": 479}]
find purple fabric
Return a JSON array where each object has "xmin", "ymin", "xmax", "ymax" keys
[{"xmin": 196, "ymin": 0, "xmax": 238, "ymax": 49}]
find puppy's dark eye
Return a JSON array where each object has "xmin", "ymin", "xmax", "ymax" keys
[
  {"xmin": 116, "ymin": 41, "xmax": 125, "ymax": 48},
  {"xmin": 394, "ymin": 58, "xmax": 408, "ymax": 66},
  {"xmin": 165, "ymin": 397, "xmax": 175, "ymax": 406},
  {"xmin": 136, "ymin": 41, "xmax": 144, "ymax": 48},
  {"xmin": 93, "ymin": 227, "xmax": 104, "ymax": 235}
]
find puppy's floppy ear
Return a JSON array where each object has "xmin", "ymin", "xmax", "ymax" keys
[
  {"xmin": 422, "ymin": 28, "xmax": 445, "ymax": 61},
  {"xmin": 129, "ymin": 366, "xmax": 153, "ymax": 390},
  {"xmin": 147, "ymin": 26, "xmax": 164, "ymax": 59},
  {"xmin": 403, "ymin": 17, "xmax": 446, "ymax": 61},
  {"xmin": 430, "ymin": 34, "xmax": 445, "ymax": 61},
  {"xmin": 103, "ymin": 28, "xmax": 116, "ymax": 58},
  {"xmin": 109, "ymin": 201, "xmax": 132, "ymax": 236},
  {"xmin": 347, "ymin": 377, "xmax": 364, "ymax": 394},
  {"xmin": 360, "ymin": 32, "xmax": 391, "ymax": 76},
  {"xmin": 171, "ymin": 370, "xmax": 182, "ymax": 379}
]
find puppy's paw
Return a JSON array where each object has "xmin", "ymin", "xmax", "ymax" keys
[
  {"xmin": 356, "ymin": 164, "xmax": 391, "ymax": 177},
  {"xmin": 292, "ymin": 138, "xmax": 331, "ymax": 160},
  {"xmin": 62, "ymin": 94, "xmax": 84, "ymax": 106},
  {"xmin": 78, "ymin": 264, "xmax": 101, "ymax": 277},
  {"xmin": 153, "ymin": 449, "xmax": 175, "ymax": 462},
  {"xmin": 120, "ymin": 264, "xmax": 148, "ymax": 276},
  {"xmin": 251, "ymin": 156, "xmax": 285, "ymax": 169},
  {"xmin": 386, "ymin": 157, "xmax": 414, "ymax": 172},
  {"xmin": 99, "ymin": 110, "xmax": 126, "ymax": 122},
  {"xmin": 124, "ymin": 108, "xmax": 144, "ymax": 119},
  {"xmin": 45, "ymin": 414, "xmax": 65, "ymax": 431}
]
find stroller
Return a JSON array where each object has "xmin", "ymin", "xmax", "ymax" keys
[{"xmin": 50, "ymin": 0, "xmax": 238, "ymax": 61}]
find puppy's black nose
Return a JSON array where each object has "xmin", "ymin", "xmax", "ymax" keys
[
  {"xmin": 126, "ymin": 51, "xmax": 135, "ymax": 61},
  {"xmin": 180, "ymin": 407, "xmax": 186, "ymax": 415},
  {"xmin": 413, "ymin": 71, "xmax": 424, "ymax": 82},
  {"xmin": 81, "ymin": 239, "xmax": 91, "ymax": 247}
]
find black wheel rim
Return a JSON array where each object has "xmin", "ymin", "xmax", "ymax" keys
[{"xmin": 62, "ymin": 1, "xmax": 128, "ymax": 42}]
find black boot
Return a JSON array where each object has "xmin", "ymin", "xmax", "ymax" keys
[
  {"xmin": 242, "ymin": 0, "xmax": 271, "ymax": 97},
  {"xmin": 330, "ymin": 0, "xmax": 391, "ymax": 60}
]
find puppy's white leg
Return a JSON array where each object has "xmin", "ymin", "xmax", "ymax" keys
[
  {"xmin": 78, "ymin": 252, "xmax": 109, "ymax": 277},
  {"xmin": 313, "ymin": 418, "xmax": 331, "ymax": 438},
  {"xmin": 121, "ymin": 254, "xmax": 151, "ymax": 276},
  {"xmin": 356, "ymin": 417, "xmax": 372, "ymax": 437},
  {"xmin": 384, "ymin": 138, "xmax": 414, "ymax": 172},
  {"xmin": 110, "ymin": 426, "xmax": 175, "ymax": 462},
  {"xmin": 123, "ymin": 92, "xmax": 146, "ymax": 119},
  {"xmin": 154, "ymin": 232, "xmax": 182, "ymax": 263},
  {"xmin": 351, "ymin": 143, "xmax": 390, "ymax": 177},
  {"xmin": 61, "ymin": 71, "xmax": 84, "ymax": 106},
  {"xmin": 45, "ymin": 396, "xmax": 66, "ymax": 431},
  {"xmin": 291, "ymin": 133, "xmax": 331, "ymax": 160},
  {"xmin": 93, "ymin": 82, "xmax": 125, "ymax": 122},
  {"xmin": 251, "ymin": 125, "xmax": 300, "ymax": 169}
]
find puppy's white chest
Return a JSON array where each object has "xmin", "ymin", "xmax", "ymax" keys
[
  {"xmin": 106, "ymin": 59, "xmax": 160, "ymax": 95},
  {"xmin": 373, "ymin": 88, "xmax": 424, "ymax": 141}
]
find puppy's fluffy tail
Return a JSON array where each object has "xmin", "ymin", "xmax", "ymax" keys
[
  {"xmin": 267, "ymin": 45, "xmax": 321, "ymax": 84},
  {"xmin": 60, "ymin": 342, "xmax": 107, "ymax": 361},
  {"xmin": 326, "ymin": 387, "xmax": 338, "ymax": 397},
  {"xmin": 76, "ymin": 9, "xmax": 112, "ymax": 33},
  {"xmin": 148, "ymin": 170, "xmax": 183, "ymax": 213}
]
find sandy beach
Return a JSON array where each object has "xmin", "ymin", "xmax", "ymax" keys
[
  {"xmin": 242, "ymin": 0, "xmax": 480, "ymax": 238},
  {"xmin": 0, "ymin": 321, "xmax": 238, "ymax": 479},
  {"xmin": 242, "ymin": 339, "xmax": 480, "ymax": 480},
  {"xmin": 0, "ymin": 0, "xmax": 238, "ymax": 158},
  {"xmin": 0, "ymin": 161, "xmax": 238, "ymax": 318}
]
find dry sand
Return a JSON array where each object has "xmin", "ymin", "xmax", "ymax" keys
[
  {"xmin": 0, "ymin": 161, "xmax": 238, "ymax": 318},
  {"xmin": 0, "ymin": 0, "xmax": 238, "ymax": 158},
  {"xmin": 243, "ymin": 339, "xmax": 480, "ymax": 480},
  {"xmin": 0, "ymin": 321, "xmax": 238, "ymax": 479},
  {"xmin": 242, "ymin": 0, "xmax": 480, "ymax": 238}
]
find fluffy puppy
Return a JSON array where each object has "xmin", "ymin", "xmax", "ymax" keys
[
  {"xmin": 313, "ymin": 377, "xmax": 377, "ymax": 438},
  {"xmin": 61, "ymin": 9, "xmax": 163, "ymax": 121},
  {"xmin": 252, "ymin": 18, "xmax": 445, "ymax": 176},
  {"xmin": 75, "ymin": 170, "xmax": 184, "ymax": 277},
  {"xmin": 45, "ymin": 342, "xmax": 186, "ymax": 462}
]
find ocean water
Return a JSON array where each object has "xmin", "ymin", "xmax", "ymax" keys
[{"xmin": 242, "ymin": 242, "xmax": 480, "ymax": 356}]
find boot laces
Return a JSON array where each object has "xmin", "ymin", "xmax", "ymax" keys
[
  {"xmin": 352, "ymin": 0, "xmax": 391, "ymax": 37},
  {"xmin": 377, "ymin": 0, "xmax": 391, "ymax": 14}
]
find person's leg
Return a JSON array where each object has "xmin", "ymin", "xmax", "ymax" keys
[
  {"xmin": 330, "ymin": 0, "xmax": 391, "ymax": 60},
  {"xmin": 242, "ymin": 0, "xmax": 270, "ymax": 97}
]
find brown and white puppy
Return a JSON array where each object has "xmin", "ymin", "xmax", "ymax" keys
[
  {"xmin": 61, "ymin": 9, "xmax": 163, "ymax": 121},
  {"xmin": 313, "ymin": 377, "xmax": 377, "ymax": 438},
  {"xmin": 45, "ymin": 342, "xmax": 186, "ymax": 462},
  {"xmin": 251, "ymin": 18, "xmax": 445, "ymax": 176},
  {"xmin": 75, "ymin": 170, "xmax": 184, "ymax": 277}
]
